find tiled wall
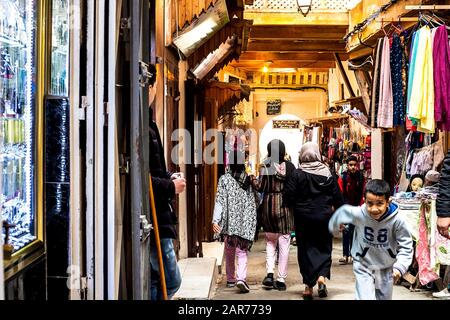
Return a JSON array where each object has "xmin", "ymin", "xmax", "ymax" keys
[{"xmin": 45, "ymin": 97, "xmax": 70, "ymax": 299}]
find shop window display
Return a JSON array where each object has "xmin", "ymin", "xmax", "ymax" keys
[
  {"xmin": 1, "ymin": 0, "xmax": 37, "ymax": 253},
  {"xmin": 50, "ymin": 0, "xmax": 69, "ymax": 96}
]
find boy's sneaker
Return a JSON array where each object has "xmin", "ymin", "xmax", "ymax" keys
[
  {"xmin": 432, "ymin": 288, "xmax": 450, "ymax": 299},
  {"xmin": 236, "ymin": 280, "xmax": 250, "ymax": 293},
  {"xmin": 262, "ymin": 273, "xmax": 274, "ymax": 287},
  {"xmin": 273, "ymin": 280, "xmax": 287, "ymax": 291},
  {"xmin": 226, "ymin": 281, "xmax": 236, "ymax": 288}
]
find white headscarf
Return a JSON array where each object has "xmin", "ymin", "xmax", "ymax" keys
[{"xmin": 299, "ymin": 142, "xmax": 331, "ymax": 178}]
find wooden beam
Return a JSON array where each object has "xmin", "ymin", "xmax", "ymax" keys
[
  {"xmin": 230, "ymin": 60, "xmax": 336, "ymax": 69},
  {"xmin": 247, "ymin": 40, "xmax": 347, "ymax": 52},
  {"xmin": 346, "ymin": 0, "xmax": 425, "ymax": 52},
  {"xmin": 239, "ymin": 51, "xmax": 349, "ymax": 61},
  {"xmin": 334, "ymin": 52, "xmax": 355, "ymax": 97},
  {"xmin": 244, "ymin": 12, "xmax": 349, "ymax": 26},
  {"xmin": 250, "ymin": 25, "xmax": 348, "ymax": 40}
]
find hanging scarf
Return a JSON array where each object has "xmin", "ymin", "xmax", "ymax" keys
[{"xmin": 299, "ymin": 142, "xmax": 331, "ymax": 178}]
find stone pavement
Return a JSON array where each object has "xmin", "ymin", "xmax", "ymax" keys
[{"xmin": 211, "ymin": 235, "xmax": 434, "ymax": 300}]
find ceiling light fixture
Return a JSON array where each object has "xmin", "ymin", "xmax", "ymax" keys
[{"xmin": 296, "ymin": 0, "xmax": 313, "ymax": 17}]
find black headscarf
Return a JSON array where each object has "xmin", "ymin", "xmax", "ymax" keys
[
  {"xmin": 267, "ymin": 139, "xmax": 286, "ymax": 164},
  {"xmin": 228, "ymin": 149, "xmax": 250, "ymax": 190}
]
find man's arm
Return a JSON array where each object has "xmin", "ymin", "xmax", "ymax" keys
[{"xmin": 151, "ymin": 176, "xmax": 175, "ymax": 200}]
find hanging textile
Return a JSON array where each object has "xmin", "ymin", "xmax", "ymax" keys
[
  {"xmin": 391, "ymin": 34, "xmax": 405, "ymax": 126},
  {"xmin": 371, "ymin": 37, "xmax": 384, "ymax": 128},
  {"xmin": 408, "ymin": 26, "xmax": 435, "ymax": 133},
  {"xmin": 433, "ymin": 25, "xmax": 450, "ymax": 131},
  {"xmin": 416, "ymin": 199, "xmax": 439, "ymax": 285},
  {"xmin": 377, "ymin": 36, "xmax": 394, "ymax": 128},
  {"xmin": 406, "ymin": 30, "xmax": 419, "ymax": 131}
]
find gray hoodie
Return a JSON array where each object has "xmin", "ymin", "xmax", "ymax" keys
[{"xmin": 328, "ymin": 203, "xmax": 413, "ymax": 275}]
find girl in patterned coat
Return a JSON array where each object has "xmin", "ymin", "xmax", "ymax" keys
[{"xmin": 212, "ymin": 150, "xmax": 258, "ymax": 293}]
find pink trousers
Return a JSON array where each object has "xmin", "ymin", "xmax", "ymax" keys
[
  {"xmin": 265, "ymin": 232, "xmax": 291, "ymax": 281},
  {"xmin": 224, "ymin": 238, "xmax": 248, "ymax": 282}
]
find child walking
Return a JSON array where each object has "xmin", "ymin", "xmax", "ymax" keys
[
  {"xmin": 329, "ymin": 179, "xmax": 413, "ymax": 300},
  {"xmin": 212, "ymin": 150, "xmax": 257, "ymax": 293}
]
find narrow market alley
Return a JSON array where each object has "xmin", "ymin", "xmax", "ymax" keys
[{"xmin": 212, "ymin": 236, "xmax": 433, "ymax": 300}]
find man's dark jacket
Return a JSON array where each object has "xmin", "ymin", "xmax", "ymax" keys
[
  {"xmin": 149, "ymin": 108, "xmax": 177, "ymax": 238},
  {"xmin": 437, "ymin": 150, "xmax": 450, "ymax": 218}
]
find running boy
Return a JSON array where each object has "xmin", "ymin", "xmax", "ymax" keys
[{"xmin": 328, "ymin": 179, "xmax": 413, "ymax": 300}]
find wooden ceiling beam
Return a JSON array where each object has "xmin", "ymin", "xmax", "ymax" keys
[
  {"xmin": 250, "ymin": 25, "xmax": 348, "ymax": 40},
  {"xmin": 232, "ymin": 61, "xmax": 336, "ymax": 70},
  {"xmin": 230, "ymin": 61, "xmax": 336, "ymax": 68},
  {"xmin": 238, "ymin": 51, "xmax": 349, "ymax": 61},
  {"xmin": 247, "ymin": 40, "xmax": 347, "ymax": 52}
]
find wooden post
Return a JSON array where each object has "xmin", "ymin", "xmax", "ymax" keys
[{"xmin": 334, "ymin": 52, "xmax": 356, "ymax": 98}]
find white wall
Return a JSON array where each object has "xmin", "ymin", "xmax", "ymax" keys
[{"xmin": 250, "ymin": 89, "xmax": 328, "ymax": 168}]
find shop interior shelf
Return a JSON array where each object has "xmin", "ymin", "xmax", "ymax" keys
[{"xmin": 0, "ymin": 35, "xmax": 26, "ymax": 48}]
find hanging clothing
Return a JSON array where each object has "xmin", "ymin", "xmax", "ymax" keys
[
  {"xmin": 371, "ymin": 37, "xmax": 384, "ymax": 128},
  {"xmin": 391, "ymin": 34, "xmax": 405, "ymax": 126},
  {"xmin": 406, "ymin": 30, "xmax": 420, "ymax": 131},
  {"xmin": 433, "ymin": 25, "xmax": 450, "ymax": 131},
  {"xmin": 377, "ymin": 36, "xmax": 394, "ymax": 128},
  {"xmin": 408, "ymin": 26, "xmax": 435, "ymax": 133},
  {"xmin": 416, "ymin": 200, "xmax": 439, "ymax": 285}
]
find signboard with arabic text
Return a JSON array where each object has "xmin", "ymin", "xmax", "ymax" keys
[
  {"xmin": 266, "ymin": 99, "xmax": 282, "ymax": 115},
  {"xmin": 272, "ymin": 120, "xmax": 300, "ymax": 129}
]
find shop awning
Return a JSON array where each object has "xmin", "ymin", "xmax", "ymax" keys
[
  {"xmin": 188, "ymin": 19, "xmax": 252, "ymax": 80},
  {"xmin": 203, "ymin": 81, "xmax": 251, "ymax": 122},
  {"xmin": 306, "ymin": 114, "xmax": 349, "ymax": 127}
]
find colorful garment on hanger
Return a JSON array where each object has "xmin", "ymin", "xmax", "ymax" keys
[
  {"xmin": 433, "ymin": 25, "xmax": 450, "ymax": 131},
  {"xmin": 371, "ymin": 37, "xmax": 383, "ymax": 128},
  {"xmin": 391, "ymin": 34, "xmax": 405, "ymax": 126},
  {"xmin": 406, "ymin": 30, "xmax": 419, "ymax": 131},
  {"xmin": 408, "ymin": 26, "xmax": 435, "ymax": 133},
  {"xmin": 416, "ymin": 200, "xmax": 439, "ymax": 285},
  {"xmin": 377, "ymin": 36, "xmax": 394, "ymax": 128}
]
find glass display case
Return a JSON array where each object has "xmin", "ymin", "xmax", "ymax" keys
[
  {"xmin": 1, "ymin": 0, "xmax": 39, "ymax": 262},
  {"xmin": 50, "ymin": 0, "xmax": 69, "ymax": 96}
]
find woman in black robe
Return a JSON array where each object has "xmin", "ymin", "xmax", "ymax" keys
[{"xmin": 284, "ymin": 142, "xmax": 343, "ymax": 299}]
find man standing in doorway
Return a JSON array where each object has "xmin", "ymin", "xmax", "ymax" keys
[
  {"xmin": 148, "ymin": 64, "xmax": 186, "ymax": 300},
  {"xmin": 337, "ymin": 155, "xmax": 365, "ymax": 264}
]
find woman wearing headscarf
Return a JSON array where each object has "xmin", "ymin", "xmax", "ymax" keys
[
  {"xmin": 212, "ymin": 149, "xmax": 257, "ymax": 294},
  {"xmin": 251, "ymin": 139, "xmax": 295, "ymax": 291},
  {"xmin": 284, "ymin": 142, "xmax": 344, "ymax": 299}
]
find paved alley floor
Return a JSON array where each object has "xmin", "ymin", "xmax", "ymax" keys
[{"xmin": 211, "ymin": 235, "xmax": 434, "ymax": 300}]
